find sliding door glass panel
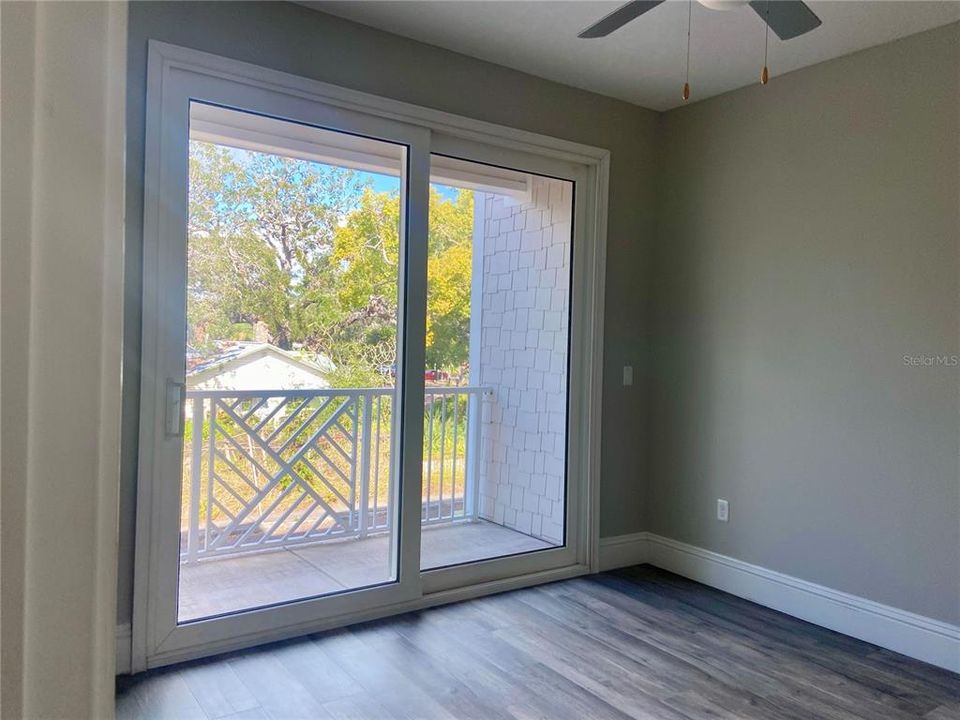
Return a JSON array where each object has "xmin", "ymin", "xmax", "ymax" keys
[
  {"xmin": 420, "ymin": 154, "xmax": 573, "ymax": 571},
  {"xmin": 178, "ymin": 103, "xmax": 406, "ymax": 622}
]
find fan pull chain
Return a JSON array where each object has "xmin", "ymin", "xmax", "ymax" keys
[
  {"xmin": 760, "ymin": 0, "xmax": 770, "ymax": 85},
  {"xmin": 683, "ymin": 0, "xmax": 692, "ymax": 100}
]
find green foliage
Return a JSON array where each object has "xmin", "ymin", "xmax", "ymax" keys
[
  {"xmin": 423, "ymin": 394, "xmax": 469, "ymax": 457},
  {"xmin": 187, "ymin": 141, "xmax": 474, "ymax": 381},
  {"xmin": 325, "ymin": 362, "xmax": 386, "ymax": 391},
  {"xmin": 427, "ymin": 190, "xmax": 474, "ymax": 369}
]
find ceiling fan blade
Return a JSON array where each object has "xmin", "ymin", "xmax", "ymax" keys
[
  {"xmin": 749, "ymin": 0, "xmax": 821, "ymax": 40},
  {"xmin": 578, "ymin": 1, "xmax": 665, "ymax": 39}
]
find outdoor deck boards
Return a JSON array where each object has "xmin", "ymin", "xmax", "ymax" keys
[
  {"xmin": 178, "ymin": 520, "xmax": 553, "ymax": 621},
  {"xmin": 119, "ymin": 566, "xmax": 960, "ymax": 719}
]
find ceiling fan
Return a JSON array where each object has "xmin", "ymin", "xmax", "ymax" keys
[
  {"xmin": 578, "ymin": 0, "xmax": 822, "ymax": 100},
  {"xmin": 578, "ymin": 0, "xmax": 821, "ymax": 41}
]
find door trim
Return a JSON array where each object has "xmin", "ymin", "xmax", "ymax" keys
[{"xmin": 132, "ymin": 40, "xmax": 609, "ymax": 672}]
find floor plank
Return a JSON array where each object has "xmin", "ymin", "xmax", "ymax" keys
[
  {"xmin": 118, "ymin": 565, "xmax": 960, "ymax": 719},
  {"xmin": 178, "ymin": 657, "xmax": 260, "ymax": 719},
  {"xmin": 227, "ymin": 646, "xmax": 333, "ymax": 719},
  {"xmin": 116, "ymin": 668, "xmax": 208, "ymax": 720}
]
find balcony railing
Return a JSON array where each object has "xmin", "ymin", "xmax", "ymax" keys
[{"xmin": 180, "ymin": 386, "xmax": 491, "ymax": 563}]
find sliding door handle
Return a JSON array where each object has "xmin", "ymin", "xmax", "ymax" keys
[{"xmin": 164, "ymin": 379, "xmax": 186, "ymax": 437}]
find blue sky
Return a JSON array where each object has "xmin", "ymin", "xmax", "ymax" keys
[
  {"xmin": 217, "ymin": 143, "xmax": 461, "ymax": 204},
  {"xmin": 365, "ymin": 170, "xmax": 460, "ymax": 202}
]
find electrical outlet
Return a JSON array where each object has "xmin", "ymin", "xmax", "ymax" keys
[
  {"xmin": 622, "ymin": 365, "xmax": 633, "ymax": 386},
  {"xmin": 717, "ymin": 498, "xmax": 729, "ymax": 522}
]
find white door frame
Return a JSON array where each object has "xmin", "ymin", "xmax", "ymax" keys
[{"xmin": 132, "ymin": 41, "xmax": 609, "ymax": 672}]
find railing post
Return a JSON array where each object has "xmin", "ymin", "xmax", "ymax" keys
[
  {"xmin": 358, "ymin": 394, "xmax": 373, "ymax": 538},
  {"xmin": 464, "ymin": 389, "xmax": 486, "ymax": 520},
  {"xmin": 187, "ymin": 395, "xmax": 203, "ymax": 563},
  {"xmin": 385, "ymin": 392, "xmax": 396, "ymax": 534}
]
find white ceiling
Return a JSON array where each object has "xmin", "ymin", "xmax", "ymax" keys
[{"xmin": 304, "ymin": 1, "xmax": 960, "ymax": 111}]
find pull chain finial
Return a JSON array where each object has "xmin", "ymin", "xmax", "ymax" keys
[{"xmin": 760, "ymin": 0, "xmax": 770, "ymax": 85}]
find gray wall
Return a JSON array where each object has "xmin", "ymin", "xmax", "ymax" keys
[
  {"xmin": 649, "ymin": 23, "xmax": 960, "ymax": 624},
  {"xmin": 120, "ymin": 1, "xmax": 658, "ymax": 624},
  {"xmin": 1, "ymin": 3, "xmax": 36, "ymax": 714}
]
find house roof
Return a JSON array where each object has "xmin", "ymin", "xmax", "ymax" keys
[{"xmin": 187, "ymin": 342, "xmax": 334, "ymax": 387}]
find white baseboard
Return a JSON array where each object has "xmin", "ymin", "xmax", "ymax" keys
[
  {"xmin": 598, "ymin": 532, "xmax": 649, "ymax": 570},
  {"xmin": 599, "ymin": 532, "xmax": 959, "ymax": 673},
  {"xmin": 116, "ymin": 623, "xmax": 131, "ymax": 675}
]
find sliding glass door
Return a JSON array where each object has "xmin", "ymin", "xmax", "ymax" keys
[
  {"xmin": 134, "ymin": 45, "xmax": 596, "ymax": 671},
  {"xmin": 177, "ymin": 104, "xmax": 417, "ymax": 622},
  {"xmin": 419, "ymin": 140, "xmax": 587, "ymax": 593},
  {"xmin": 136, "ymin": 61, "xmax": 430, "ymax": 667}
]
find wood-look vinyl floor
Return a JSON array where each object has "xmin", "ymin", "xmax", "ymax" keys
[{"xmin": 117, "ymin": 565, "xmax": 960, "ymax": 719}]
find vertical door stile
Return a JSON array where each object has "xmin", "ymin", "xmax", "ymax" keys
[{"xmin": 393, "ymin": 134, "xmax": 431, "ymax": 588}]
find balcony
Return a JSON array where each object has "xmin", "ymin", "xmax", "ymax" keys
[
  {"xmin": 177, "ymin": 386, "xmax": 552, "ymax": 621},
  {"xmin": 173, "ymin": 135, "xmax": 573, "ymax": 622}
]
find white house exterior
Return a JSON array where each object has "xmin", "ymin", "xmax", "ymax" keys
[{"xmin": 187, "ymin": 343, "xmax": 333, "ymax": 391}]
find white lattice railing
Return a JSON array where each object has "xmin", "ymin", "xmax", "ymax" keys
[{"xmin": 180, "ymin": 386, "xmax": 491, "ymax": 563}]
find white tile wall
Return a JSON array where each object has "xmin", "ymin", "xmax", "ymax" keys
[{"xmin": 476, "ymin": 177, "xmax": 572, "ymax": 545}]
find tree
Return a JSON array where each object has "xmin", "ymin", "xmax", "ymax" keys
[
  {"xmin": 426, "ymin": 189, "xmax": 473, "ymax": 368},
  {"xmin": 187, "ymin": 141, "xmax": 363, "ymax": 352},
  {"xmin": 187, "ymin": 141, "xmax": 475, "ymax": 382}
]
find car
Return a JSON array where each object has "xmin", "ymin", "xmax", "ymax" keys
[{"xmin": 379, "ymin": 364, "xmax": 450, "ymax": 383}]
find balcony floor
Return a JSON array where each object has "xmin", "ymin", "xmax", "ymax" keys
[{"xmin": 178, "ymin": 519, "xmax": 554, "ymax": 622}]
